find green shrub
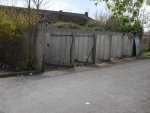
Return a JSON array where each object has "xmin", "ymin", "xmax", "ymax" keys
[
  {"xmin": 86, "ymin": 20, "xmax": 105, "ymax": 31},
  {"xmin": 105, "ymin": 16, "xmax": 143, "ymax": 33},
  {"xmin": 49, "ymin": 22, "xmax": 83, "ymax": 29},
  {"xmin": 86, "ymin": 15, "xmax": 143, "ymax": 33},
  {"xmin": 0, "ymin": 8, "xmax": 39, "ymax": 67},
  {"xmin": 49, "ymin": 15, "xmax": 142, "ymax": 33}
]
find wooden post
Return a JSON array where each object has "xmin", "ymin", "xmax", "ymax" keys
[
  {"xmin": 92, "ymin": 34, "xmax": 97, "ymax": 64},
  {"xmin": 109, "ymin": 34, "xmax": 112, "ymax": 61},
  {"xmin": 121, "ymin": 33, "xmax": 125, "ymax": 57},
  {"xmin": 70, "ymin": 33, "xmax": 75, "ymax": 67}
]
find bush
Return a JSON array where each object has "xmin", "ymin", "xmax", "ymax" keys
[
  {"xmin": 105, "ymin": 16, "xmax": 143, "ymax": 33},
  {"xmin": 0, "ymin": 8, "xmax": 39, "ymax": 67},
  {"xmin": 49, "ymin": 22, "xmax": 83, "ymax": 29},
  {"xmin": 86, "ymin": 20, "xmax": 105, "ymax": 31},
  {"xmin": 86, "ymin": 15, "xmax": 143, "ymax": 33}
]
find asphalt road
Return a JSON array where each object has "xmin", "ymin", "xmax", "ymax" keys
[{"xmin": 0, "ymin": 59, "xmax": 150, "ymax": 113}]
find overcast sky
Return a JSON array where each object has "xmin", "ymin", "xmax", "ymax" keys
[
  {"xmin": 0, "ymin": 0, "xmax": 110, "ymax": 18},
  {"xmin": 46, "ymin": 0, "xmax": 110, "ymax": 18}
]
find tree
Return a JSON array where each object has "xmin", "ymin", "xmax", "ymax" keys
[
  {"xmin": 139, "ymin": 5, "xmax": 150, "ymax": 31},
  {"xmin": 91, "ymin": 0, "xmax": 150, "ymax": 32},
  {"xmin": 31, "ymin": 0, "xmax": 50, "ymax": 10}
]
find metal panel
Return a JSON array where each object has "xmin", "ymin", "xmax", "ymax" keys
[
  {"xmin": 127, "ymin": 37, "xmax": 133, "ymax": 57},
  {"xmin": 117, "ymin": 36, "xmax": 123, "ymax": 58},
  {"xmin": 123, "ymin": 35, "xmax": 129, "ymax": 56},
  {"xmin": 100, "ymin": 35, "xmax": 105, "ymax": 59},
  {"xmin": 104, "ymin": 35, "xmax": 111, "ymax": 60},
  {"xmin": 111, "ymin": 35, "xmax": 123, "ymax": 58},
  {"xmin": 96, "ymin": 35, "xmax": 111, "ymax": 61},
  {"xmin": 44, "ymin": 30, "xmax": 72, "ymax": 66},
  {"xmin": 74, "ymin": 35, "xmax": 94, "ymax": 63}
]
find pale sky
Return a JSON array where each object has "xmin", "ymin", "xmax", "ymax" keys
[{"xmin": 0, "ymin": 0, "xmax": 110, "ymax": 18}]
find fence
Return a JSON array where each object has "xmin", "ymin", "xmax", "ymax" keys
[
  {"xmin": 141, "ymin": 38, "xmax": 150, "ymax": 51},
  {"xmin": 34, "ymin": 24, "xmax": 134, "ymax": 71},
  {"xmin": 44, "ymin": 28, "xmax": 96, "ymax": 67},
  {"xmin": 95, "ymin": 33, "xmax": 133, "ymax": 62}
]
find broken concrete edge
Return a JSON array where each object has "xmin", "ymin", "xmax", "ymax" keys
[{"xmin": 0, "ymin": 70, "xmax": 40, "ymax": 78}]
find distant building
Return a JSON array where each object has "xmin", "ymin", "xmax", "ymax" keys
[
  {"xmin": 39, "ymin": 10, "xmax": 92, "ymax": 25},
  {"xmin": 0, "ymin": 5, "xmax": 93, "ymax": 25}
]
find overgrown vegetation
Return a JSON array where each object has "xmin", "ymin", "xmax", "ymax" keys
[
  {"xmin": 49, "ymin": 22, "xmax": 83, "ymax": 29},
  {"xmin": 90, "ymin": 0, "xmax": 148, "ymax": 33},
  {"xmin": 49, "ymin": 16, "xmax": 142, "ymax": 33},
  {"xmin": 105, "ymin": 16, "xmax": 143, "ymax": 32},
  {"xmin": 0, "ymin": 7, "xmax": 39, "ymax": 68},
  {"xmin": 86, "ymin": 20, "xmax": 105, "ymax": 31}
]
